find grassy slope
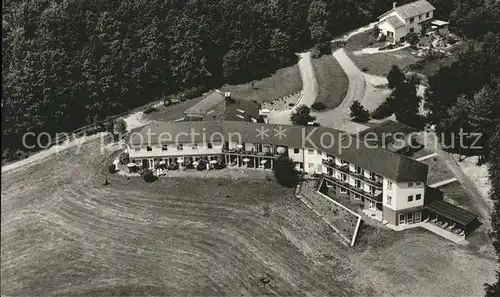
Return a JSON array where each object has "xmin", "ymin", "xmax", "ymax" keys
[
  {"xmin": 347, "ymin": 49, "xmax": 423, "ymax": 77},
  {"xmin": 221, "ymin": 64, "xmax": 302, "ymax": 103},
  {"xmin": 1, "ymin": 139, "xmax": 496, "ymax": 296},
  {"xmin": 312, "ymin": 55, "xmax": 349, "ymax": 110}
]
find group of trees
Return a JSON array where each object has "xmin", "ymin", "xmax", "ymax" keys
[{"xmin": 2, "ymin": 0, "xmax": 405, "ymax": 161}]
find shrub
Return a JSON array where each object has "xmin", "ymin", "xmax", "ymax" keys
[
  {"xmin": 273, "ymin": 155, "xmax": 299, "ymax": 188},
  {"xmin": 142, "ymin": 169, "xmax": 155, "ymax": 183},
  {"xmin": 311, "ymin": 47, "xmax": 321, "ymax": 59},
  {"xmin": 378, "ymin": 34, "xmax": 387, "ymax": 42},
  {"xmin": 371, "ymin": 100, "xmax": 394, "ymax": 119},
  {"xmin": 350, "ymin": 100, "xmax": 370, "ymax": 122},
  {"xmin": 290, "ymin": 105, "xmax": 316, "ymax": 126},
  {"xmin": 108, "ymin": 164, "xmax": 116, "ymax": 174},
  {"xmin": 406, "ymin": 32, "xmax": 419, "ymax": 46},
  {"xmin": 114, "ymin": 118, "xmax": 127, "ymax": 136},
  {"xmin": 311, "ymin": 102, "xmax": 327, "ymax": 111},
  {"xmin": 183, "ymin": 85, "xmax": 207, "ymax": 99},
  {"xmin": 119, "ymin": 152, "xmax": 130, "ymax": 165},
  {"xmin": 144, "ymin": 106, "xmax": 158, "ymax": 114},
  {"xmin": 168, "ymin": 163, "xmax": 179, "ymax": 170},
  {"xmin": 197, "ymin": 160, "xmax": 207, "ymax": 171}
]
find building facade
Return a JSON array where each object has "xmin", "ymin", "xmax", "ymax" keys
[{"xmin": 377, "ymin": 0, "xmax": 435, "ymax": 43}]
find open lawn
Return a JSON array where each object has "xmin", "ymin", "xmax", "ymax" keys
[
  {"xmin": 347, "ymin": 49, "xmax": 423, "ymax": 77},
  {"xmin": 311, "ymin": 55, "xmax": 349, "ymax": 110},
  {"xmin": 1, "ymin": 138, "xmax": 496, "ymax": 296},
  {"xmin": 344, "ymin": 31, "xmax": 380, "ymax": 51},
  {"xmin": 221, "ymin": 64, "xmax": 302, "ymax": 103}
]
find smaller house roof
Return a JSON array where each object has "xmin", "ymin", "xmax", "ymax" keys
[
  {"xmin": 425, "ymin": 200, "xmax": 479, "ymax": 226},
  {"xmin": 379, "ymin": 0, "xmax": 435, "ymax": 20},
  {"xmin": 383, "ymin": 16, "xmax": 405, "ymax": 28},
  {"xmin": 431, "ymin": 20, "xmax": 449, "ymax": 26},
  {"xmin": 185, "ymin": 91, "xmax": 224, "ymax": 115}
]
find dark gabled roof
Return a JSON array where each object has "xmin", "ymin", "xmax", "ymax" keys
[
  {"xmin": 185, "ymin": 91, "xmax": 224, "ymax": 115},
  {"xmin": 358, "ymin": 120, "xmax": 416, "ymax": 138},
  {"xmin": 130, "ymin": 121, "xmax": 428, "ymax": 182},
  {"xmin": 221, "ymin": 98, "xmax": 260, "ymax": 122},
  {"xmin": 379, "ymin": 0, "xmax": 435, "ymax": 20},
  {"xmin": 425, "ymin": 200, "xmax": 479, "ymax": 226}
]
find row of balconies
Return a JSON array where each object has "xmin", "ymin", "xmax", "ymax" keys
[
  {"xmin": 222, "ymin": 148, "xmax": 280, "ymax": 158},
  {"xmin": 322, "ymin": 159, "xmax": 383, "ymax": 188},
  {"xmin": 323, "ymin": 174, "xmax": 383, "ymax": 202}
]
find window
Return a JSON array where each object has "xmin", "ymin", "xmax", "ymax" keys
[
  {"xmin": 419, "ymin": 15, "xmax": 423, "ymax": 20},
  {"xmin": 407, "ymin": 212, "xmax": 414, "ymax": 224},
  {"xmin": 340, "ymin": 173, "xmax": 347, "ymax": 182},
  {"xmin": 207, "ymin": 143, "xmax": 213, "ymax": 149},
  {"xmin": 399, "ymin": 213, "xmax": 406, "ymax": 224},
  {"xmin": 192, "ymin": 144, "xmax": 198, "ymax": 150},
  {"xmin": 317, "ymin": 150, "xmax": 321, "ymax": 155},
  {"xmin": 355, "ymin": 165, "xmax": 364, "ymax": 175},
  {"xmin": 177, "ymin": 144, "xmax": 183, "ymax": 151},
  {"xmin": 387, "ymin": 195, "xmax": 392, "ymax": 205},
  {"xmin": 355, "ymin": 180, "xmax": 362, "ymax": 188},
  {"xmin": 426, "ymin": 12, "xmax": 430, "ymax": 18},
  {"xmin": 409, "ymin": 27, "xmax": 415, "ymax": 33},
  {"xmin": 416, "ymin": 182, "xmax": 422, "ymax": 186},
  {"xmin": 387, "ymin": 181, "xmax": 393, "ymax": 191},
  {"xmin": 308, "ymin": 149, "xmax": 314, "ymax": 155},
  {"xmin": 408, "ymin": 182, "xmax": 414, "ymax": 187},
  {"xmin": 354, "ymin": 194, "xmax": 361, "ymax": 200},
  {"xmin": 308, "ymin": 163, "xmax": 314, "ymax": 169},
  {"xmin": 134, "ymin": 146, "xmax": 140, "ymax": 152},
  {"xmin": 415, "ymin": 211, "xmax": 422, "ymax": 222},
  {"xmin": 146, "ymin": 146, "xmax": 152, "ymax": 151},
  {"xmin": 161, "ymin": 145, "xmax": 168, "ymax": 151},
  {"xmin": 317, "ymin": 164, "xmax": 322, "ymax": 172},
  {"xmin": 408, "ymin": 195, "xmax": 414, "ymax": 202},
  {"xmin": 370, "ymin": 186, "xmax": 376, "ymax": 194},
  {"xmin": 294, "ymin": 148, "xmax": 300, "ymax": 154},
  {"xmin": 410, "ymin": 17, "xmax": 415, "ymax": 23},
  {"xmin": 416, "ymin": 194, "xmax": 422, "ymax": 200},
  {"xmin": 340, "ymin": 187, "xmax": 347, "ymax": 193}
]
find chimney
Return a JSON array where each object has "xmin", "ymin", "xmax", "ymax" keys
[{"xmin": 393, "ymin": 2, "xmax": 397, "ymax": 8}]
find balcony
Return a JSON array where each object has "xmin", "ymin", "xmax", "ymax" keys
[
  {"xmin": 222, "ymin": 148, "xmax": 280, "ymax": 158},
  {"xmin": 323, "ymin": 174, "xmax": 383, "ymax": 202},
  {"xmin": 322, "ymin": 159, "xmax": 383, "ymax": 188}
]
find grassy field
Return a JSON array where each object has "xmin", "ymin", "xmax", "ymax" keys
[
  {"xmin": 312, "ymin": 55, "xmax": 349, "ymax": 110},
  {"xmin": 1, "ymin": 139, "xmax": 497, "ymax": 296},
  {"xmin": 344, "ymin": 31, "xmax": 381, "ymax": 51},
  {"xmin": 221, "ymin": 64, "xmax": 302, "ymax": 103},
  {"xmin": 347, "ymin": 49, "xmax": 423, "ymax": 77}
]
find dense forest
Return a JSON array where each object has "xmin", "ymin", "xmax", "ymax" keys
[{"xmin": 2, "ymin": 0, "xmax": 405, "ymax": 158}]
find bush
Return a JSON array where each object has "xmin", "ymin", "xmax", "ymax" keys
[
  {"xmin": 142, "ymin": 169, "xmax": 155, "ymax": 183},
  {"xmin": 144, "ymin": 106, "xmax": 158, "ymax": 114},
  {"xmin": 350, "ymin": 100, "xmax": 370, "ymax": 122},
  {"xmin": 273, "ymin": 155, "xmax": 299, "ymax": 188},
  {"xmin": 406, "ymin": 32, "xmax": 420, "ymax": 46},
  {"xmin": 311, "ymin": 47, "xmax": 321, "ymax": 59},
  {"xmin": 371, "ymin": 100, "xmax": 394, "ymax": 119},
  {"xmin": 378, "ymin": 34, "xmax": 387, "ymax": 42},
  {"xmin": 311, "ymin": 102, "xmax": 327, "ymax": 111},
  {"xmin": 183, "ymin": 85, "xmax": 207, "ymax": 99},
  {"xmin": 119, "ymin": 152, "xmax": 130, "ymax": 165},
  {"xmin": 168, "ymin": 163, "xmax": 179, "ymax": 170},
  {"xmin": 114, "ymin": 118, "xmax": 127, "ymax": 136},
  {"xmin": 196, "ymin": 160, "xmax": 207, "ymax": 171},
  {"xmin": 108, "ymin": 164, "xmax": 116, "ymax": 174}
]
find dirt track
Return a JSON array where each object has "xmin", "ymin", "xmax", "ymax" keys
[{"xmin": 1, "ymin": 139, "xmax": 496, "ymax": 296}]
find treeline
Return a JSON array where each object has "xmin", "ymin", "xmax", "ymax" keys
[
  {"xmin": 1, "ymin": 0, "xmax": 402, "ymax": 160},
  {"xmin": 421, "ymin": 1, "xmax": 500, "ymax": 296}
]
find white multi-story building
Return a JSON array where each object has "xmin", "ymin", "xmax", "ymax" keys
[
  {"xmin": 377, "ymin": 0, "xmax": 435, "ymax": 43},
  {"xmin": 128, "ymin": 119, "xmax": 479, "ymax": 238}
]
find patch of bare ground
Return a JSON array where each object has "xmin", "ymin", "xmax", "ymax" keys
[{"xmin": 1, "ymin": 138, "xmax": 496, "ymax": 296}]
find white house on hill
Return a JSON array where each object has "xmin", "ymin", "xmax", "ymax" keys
[{"xmin": 377, "ymin": 0, "xmax": 435, "ymax": 43}]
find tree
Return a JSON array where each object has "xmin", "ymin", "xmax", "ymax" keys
[
  {"xmin": 388, "ymin": 80, "xmax": 423, "ymax": 129},
  {"xmin": 307, "ymin": 0, "xmax": 330, "ymax": 43},
  {"xmin": 371, "ymin": 25, "xmax": 381, "ymax": 39},
  {"xmin": 350, "ymin": 101, "xmax": 370, "ymax": 122},
  {"xmin": 386, "ymin": 65, "xmax": 405, "ymax": 88},
  {"xmin": 406, "ymin": 32, "xmax": 419, "ymax": 46},
  {"xmin": 273, "ymin": 155, "xmax": 299, "ymax": 188},
  {"xmin": 290, "ymin": 105, "xmax": 316, "ymax": 125},
  {"xmin": 142, "ymin": 169, "xmax": 155, "ymax": 183},
  {"xmin": 485, "ymin": 126, "xmax": 500, "ymax": 297},
  {"xmin": 114, "ymin": 118, "xmax": 128, "ymax": 136}
]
